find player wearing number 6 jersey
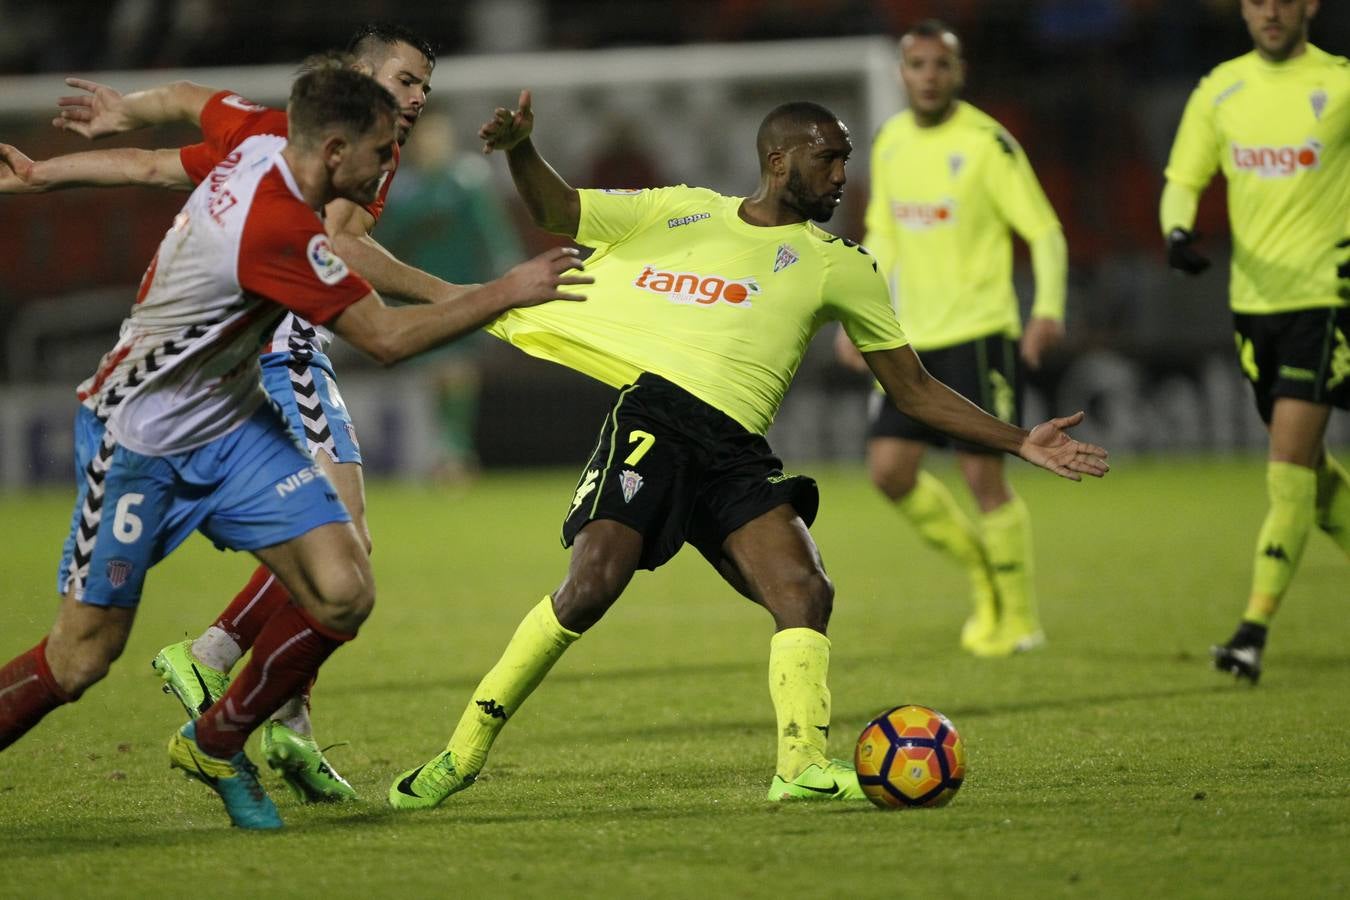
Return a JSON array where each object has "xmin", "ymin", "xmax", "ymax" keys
[
  {"xmin": 0, "ymin": 25, "xmax": 465, "ymax": 801},
  {"xmin": 0, "ymin": 66, "xmax": 589, "ymax": 830},
  {"xmin": 388, "ymin": 91, "xmax": 1108, "ymax": 810},
  {"xmin": 1160, "ymin": 0, "xmax": 1350, "ymax": 684}
]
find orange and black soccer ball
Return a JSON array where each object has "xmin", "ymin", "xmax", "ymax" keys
[{"xmin": 854, "ymin": 704, "xmax": 966, "ymax": 809}]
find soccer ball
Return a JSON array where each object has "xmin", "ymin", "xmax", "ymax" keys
[{"xmin": 854, "ymin": 704, "xmax": 966, "ymax": 809}]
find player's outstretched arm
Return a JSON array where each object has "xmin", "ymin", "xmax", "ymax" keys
[
  {"xmin": 478, "ymin": 89, "xmax": 580, "ymax": 237},
  {"xmin": 866, "ymin": 344, "xmax": 1108, "ymax": 481},
  {"xmin": 54, "ymin": 78, "xmax": 216, "ymax": 139},
  {"xmin": 330, "ymin": 246, "xmax": 591, "ymax": 365},
  {"xmin": 0, "ymin": 143, "xmax": 190, "ymax": 193},
  {"xmin": 325, "ymin": 198, "xmax": 471, "ymax": 304}
]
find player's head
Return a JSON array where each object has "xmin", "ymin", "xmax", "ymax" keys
[
  {"xmin": 756, "ymin": 101, "xmax": 851, "ymax": 223},
  {"xmin": 898, "ymin": 19, "xmax": 964, "ymax": 124},
  {"xmin": 1241, "ymin": 0, "xmax": 1318, "ymax": 62},
  {"xmin": 288, "ymin": 63, "xmax": 399, "ymax": 206},
  {"xmin": 347, "ymin": 23, "xmax": 436, "ymax": 144}
]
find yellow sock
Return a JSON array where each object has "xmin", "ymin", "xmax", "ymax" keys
[
  {"xmin": 981, "ymin": 493, "xmax": 1038, "ymax": 627},
  {"xmin": 1315, "ymin": 453, "xmax": 1350, "ymax": 559},
  {"xmin": 1246, "ymin": 462, "xmax": 1317, "ymax": 625},
  {"xmin": 447, "ymin": 596, "xmax": 580, "ymax": 775},
  {"xmin": 896, "ymin": 471, "xmax": 996, "ymax": 606},
  {"xmin": 768, "ymin": 628, "xmax": 831, "ymax": 781}
]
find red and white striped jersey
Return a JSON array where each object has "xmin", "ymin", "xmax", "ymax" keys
[
  {"xmin": 77, "ymin": 135, "xmax": 373, "ymax": 455},
  {"xmin": 178, "ymin": 90, "xmax": 400, "ymax": 358}
]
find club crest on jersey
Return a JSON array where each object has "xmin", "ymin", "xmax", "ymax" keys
[
  {"xmin": 1310, "ymin": 88, "xmax": 1327, "ymax": 121},
  {"xmin": 773, "ymin": 244, "xmax": 799, "ymax": 273},
  {"xmin": 633, "ymin": 266, "xmax": 759, "ymax": 307},
  {"xmin": 1231, "ymin": 139, "xmax": 1321, "ymax": 177},
  {"xmin": 105, "ymin": 560, "xmax": 133, "ymax": 589},
  {"xmin": 891, "ymin": 199, "xmax": 955, "ymax": 230},
  {"xmin": 619, "ymin": 469, "xmax": 644, "ymax": 503},
  {"xmin": 307, "ymin": 234, "xmax": 350, "ymax": 286},
  {"xmin": 948, "ymin": 153, "xmax": 965, "ymax": 178}
]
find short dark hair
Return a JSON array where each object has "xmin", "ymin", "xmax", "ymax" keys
[
  {"xmin": 902, "ymin": 18, "xmax": 961, "ymax": 53},
  {"xmin": 346, "ymin": 22, "xmax": 437, "ymax": 68},
  {"xmin": 756, "ymin": 101, "xmax": 841, "ymax": 159},
  {"xmin": 295, "ymin": 49, "xmax": 355, "ymax": 78},
  {"xmin": 288, "ymin": 66, "xmax": 398, "ymax": 147}
]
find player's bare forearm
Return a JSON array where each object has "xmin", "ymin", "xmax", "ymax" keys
[
  {"xmin": 329, "ymin": 232, "xmax": 465, "ymax": 304},
  {"xmin": 868, "ymin": 345, "xmax": 1027, "ymax": 455},
  {"xmin": 505, "ymin": 139, "xmax": 580, "ymax": 237},
  {"xmin": 55, "ymin": 79, "xmax": 215, "ymax": 139},
  {"xmin": 0, "ymin": 146, "xmax": 189, "ymax": 193},
  {"xmin": 332, "ymin": 247, "xmax": 590, "ymax": 364},
  {"xmin": 332, "ymin": 287, "xmax": 515, "ymax": 365}
]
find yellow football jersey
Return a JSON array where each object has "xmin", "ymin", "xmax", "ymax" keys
[
  {"xmin": 863, "ymin": 102, "xmax": 1063, "ymax": 351},
  {"xmin": 488, "ymin": 186, "xmax": 909, "ymax": 434},
  {"xmin": 1164, "ymin": 45, "xmax": 1350, "ymax": 313}
]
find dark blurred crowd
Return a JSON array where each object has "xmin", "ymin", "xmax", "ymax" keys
[{"xmin": 4, "ymin": 1, "xmax": 1345, "ymax": 75}]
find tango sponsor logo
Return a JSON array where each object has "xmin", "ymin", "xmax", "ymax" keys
[
  {"xmin": 633, "ymin": 266, "xmax": 759, "ymax": 307},
  {"xmin": 275, "ymin": 464, "xmax": 324, "ymax": 498},
  {"xmin": 1231, "ymin": 140, "xmax": 1321, "ymax": 177},
  {"xmin": 667, "ymin": 212, "xmax": 710, "ymax": 229},
  {"xmin": 891, "ymin": 198, "xmax": 955, "ymax": 229}
]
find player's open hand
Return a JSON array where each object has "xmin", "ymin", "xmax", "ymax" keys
[
  {"xmin": 1019, "ymin": 316, "xmax": 1064, "ymax": 370},
  {"xmin": 1018, "ymin": 411, "xmax": 1109, "ymax": 482},
  {"xmin": 501, "ymin": 246, "xmax": 592, "ymax": 308},
  {"xmin": 53, "ymin": 78, "xmax": 132, "ymax": 139},
  {"xmin": 0, "ymin": 144, "xmax": 43, "ymax": 193},
  {"xmin": 479, "ymin": 89, "xmax": 535, "ymax": 154}
]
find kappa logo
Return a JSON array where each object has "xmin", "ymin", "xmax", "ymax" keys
[
  {"xmin": 476, "ymin": 699, "xmax": 508, "ymax": 720},
  {"xmin": 668, "ymin": 212, "xmax": 710, "ymax": 229},
  {"xmin": 275, "ymin": 464, "xmax": 324, "ymax": 498},
  {"xmin": 1231, "ymin": 139, "xmax": 1321, "ymax": 178},
  {"xmin": 619, "ymin": 469, "xmax": 644, "ymax": 503},
  {"xmin": 306, "ymin": 234, "xmax": 350, "ymax": 286},
  {"xmin": 891, "ymin": 199, "xmax": 955, "ymax": 230},
  {"xmin": 773, "ymin": 244, "xmax": 799, "ymax": 273},
  {"xmin": 570, "ymin": 468, "xmax": 600, "ymax": 515},
  {"xmin": 105, "ymin": 559, "xmax": 133, "ymax": 589},
  {"xmin": 634, "ymin": 266, "xmax": 759, "ymax": 307}
]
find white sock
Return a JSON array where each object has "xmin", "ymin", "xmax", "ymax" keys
[
  {"xmin": 191, "ymin": 626, "xmax": 243, "ymax": 673},
  {"xmin": 270, "ymin": 694, "xmax": 312, "ymax": 736}
]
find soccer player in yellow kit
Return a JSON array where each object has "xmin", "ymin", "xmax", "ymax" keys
[
  {"xmin": 1161, "ymin": 0, "xmax": 1349, "ymax": 685},
  {"xmin": 837, "ymin": 20, "xmax": 1068, "ymax": 656},
  {"xmin": 387, "ymin": 91, "xmax": 1107, "ymax": 808}
]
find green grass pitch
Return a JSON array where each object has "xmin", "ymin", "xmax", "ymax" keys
[{"xmin": 1, "ymin": 457, "xmax": 1347, "ymax": 898}]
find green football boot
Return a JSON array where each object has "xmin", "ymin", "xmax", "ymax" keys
[
  {"xmin": 767, "ymin": 759, "xmax": 867, "ymax": 801},
  {"xmin": 388, "ymin": 750, "xmax": 476, "ymax": 811},
  {"xmin": 152, "ymin": 639, "xmax": 231, "ymax": 718},
  {"xmin": 967, "ymin": 618, "xmax": 1046, "ymax": 658},
  {"xmin": 168, "ymin": 722, "xmax": 282, "ymax": 830},
  {"xmin": 260, "ymin": 721, "xmax": 357, "ymax": 803}
]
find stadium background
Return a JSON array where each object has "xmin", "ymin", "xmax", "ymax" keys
[{"xmin": 1, "ymin": 0, "xmax": 1348, "ymax": 486}]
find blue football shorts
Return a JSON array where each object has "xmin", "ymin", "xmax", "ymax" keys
[
  {"xmin": 260, "ymin": 349, "xmax": 362, "ymax": 466},
  {"xmin": 57, "ymin": 402, "xmax": 351, "ymax": 608}
]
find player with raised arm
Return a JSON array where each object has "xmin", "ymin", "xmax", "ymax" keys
[
  {"xmin": 386, "ymin": 90, "xmax": 1107, "ymax": 809},
  {"xmin": 0, "ymin": 66, "xmax": 587, "ymax": 830},
  {"xmin": 1, "ymin": 25, "xmax": 465, "ymax": 801},
  {"xmin": 1160, "ymin": 0, "xmax": 1349, "ymax": 685},
  {"xmin": 836, "ymin": 20, "xmax": 1068, "ymax": 656}
]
